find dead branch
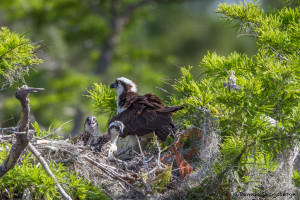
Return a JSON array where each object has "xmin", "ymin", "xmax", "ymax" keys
[
  {"xmin": 155, "ymin": 87, "xmax": 173, "ymax": 95},
  {"xmin": 0, "ymin": 127, "xmax": 17, "ymax": 135},
  {"xmin": 116, "ymin": 145, "xmax": 131, "ymax": 156},
  {"xmin": 136, "ymin": 135, "xmax": 152, "ymax": 195},
  {"xmin": 154, "ymin": 135, "xmax": 164, "ymax": 170},
  {"xmin": 40, "ymin": 120, "xmax": 72, "ymax": 139},
  {"xmin": 82, "ymin": 155, "xmax": 143, "ymax": 194},
  {"xmin": 101, "ymin": 189, "xmax": 117, "ymax": 200},
  {"xmin": 0, "ymin": 85, "xmax": 43, "ymax": 178},
  {"xmin": 28, "ymin": 143, "xmax": 72, "ymax": 200}
]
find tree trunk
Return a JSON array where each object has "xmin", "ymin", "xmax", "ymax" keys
[
  {"xmin": 95, "ymin": 0, "xmax": 128, "ymax": 74},
  {"xmin": 95, "ymin": 32, "xmax": 119, "ymax": 74},
  {"xmin": 70, "ymin": 108, "xmax": 84, "ymax": 137},
  {"xmin": 0, "ymin": 86, "xmax": 43, "ymax": 178}
]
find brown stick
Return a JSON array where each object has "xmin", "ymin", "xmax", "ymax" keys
[
  {"xmin": 0, "ymin": 85, "xmax": 43, "ymax": 178},
  {"xmin": 28, "ymin": 143, "xmax": 72, "ymax": 200}
]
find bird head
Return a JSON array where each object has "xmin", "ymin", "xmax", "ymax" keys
[
  {"xmin": 84, "ymin": 116, "xmax": 99, "ymax": 136},
  {"xmin": 108, "ymin": 121, "xmax": 125, "ymax": 141},
  {"xmin": 230, "ymin": 70, "xmax": 235, "ymax": 76},
  {"xmin": 110, "ymin": 77, "xmax": 137, "ymax": 95}
]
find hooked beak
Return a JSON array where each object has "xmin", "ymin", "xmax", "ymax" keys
[
  {"xmin": 116, "ymin": 129, "xmax": 122, "ymax": 134},
  {"xmin": 110, "ymin": 83, "xmax": 117, "ymax": 89},
  {"xmin": 89, "ymin": 121, "xmax": 97, "ymax": 127}
]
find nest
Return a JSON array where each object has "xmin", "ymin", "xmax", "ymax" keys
[
  {"xmin": 0, "ymin": 123, "xmax": 218, "ymax": 200},
  {"xmin": 32, "ymin": 128, "xmax": 203, "ymax": 200}
]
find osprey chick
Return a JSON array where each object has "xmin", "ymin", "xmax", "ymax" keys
[
  {"xmin": 74, "ymin": 116, "xmax": 99, "ymax": 146},
  {"xmin": 91, "ymin": 121, "xmax": 124, "ymax": 160},
  {"xmin": 109, "ymin": 77, "xmax": 184, "ymax": 151},
  {"xmin": 107, "ymin": 121, "xmax": 124, "ymax": 160}
]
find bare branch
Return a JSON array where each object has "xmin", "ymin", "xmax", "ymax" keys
[
  {"xmin": 82, "ymin": 155, "xmax": 143, "ymax": 194},
  {"xmin": 0, "ymin": 127, "xmax": 17, "ymax": 135},
  {"xmin": 0, "ymin": 85, "xmax": 43, "ymax": 178},
  {"xmin": 156, "ymin": 87, "xmax": 173, "ymax": 95},
  {"xmin": 28, "ymin": 143, "xmax": 72, "ymax": 200},
  {"xmin": 40, "ymin": 120, "xmax": 72, "ymax": 139},
  {"xmin": 136, "ymin": 135, "xmax": 152, "ymax": 194},
  {"xmin": 116, "ymin": 145, "xmax": 131, "ymax": 156},
  {"xmin": 264, "ymin": 44, "xmax": 291, "ymax": 63}
]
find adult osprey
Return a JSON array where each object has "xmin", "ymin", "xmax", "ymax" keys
[{"xmin": 109, "ymin": 77, "xmax": 184, "ymax": 151}]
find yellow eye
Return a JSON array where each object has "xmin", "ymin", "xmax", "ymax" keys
[{"xmin": 117, "ymin": 80, "xmax": 121, "ymax": 84}]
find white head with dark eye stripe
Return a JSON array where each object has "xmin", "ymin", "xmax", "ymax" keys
[
  {"xmin": 107, "ymin": 121, "xmax": 124, "ymax": 160},
  {"xmin": 110, "ymin": 77, "xmax": 137, "ymax": 96},
  {"xmin": 84, "ymin": 116, "xmax": 99, "ymax": 136},
  {"xmin": 230, "ymin": 70, "xmax": 235, "ymax": 76},
  {"xmin": 108, "ymin": 121, "xmax": 125, "ymax": 139}
]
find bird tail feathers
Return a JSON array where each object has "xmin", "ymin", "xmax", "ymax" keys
[{"xmin": 160, "ymin": 105, "xmax": 184, "ymax": 113}]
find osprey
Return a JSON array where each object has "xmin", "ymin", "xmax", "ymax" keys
[
  {"xmin": 92, "ymin": 121, "xmax": 124, "ymax": 160},
  {"xmin": 74, "ymin": 116, "xmax": 99, "ymax": 146},
  {"xmin": 223, "ymin": 70, "xmax": 241, "ymax": 92},
  {"xmin": 107, "ymin": 121, "xmax": 125, "ymax": 159},
  {"xmin": 109, "ymin": 77, "xmax": 184, "ymax": 151}
]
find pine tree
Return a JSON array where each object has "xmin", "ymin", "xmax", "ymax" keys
[
  {"xmin": 0, "ymin": 27, "xmax": 42, "ymax": 89},
  {"xmin": 167, "ymin": 1, "xmax": 300, "ymax": 199}
]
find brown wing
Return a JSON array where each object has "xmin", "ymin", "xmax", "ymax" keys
[
  {"xmin": 72, "ymin": 131, "xmax": 92, "ymax": 146},
  {"xmin": 144, "ymin": 93, "xmax": 164, "ymax": 107},
  {"xmin": 109, "ymin": 94, "xmax": 184, "ymax": 141},
  {"xmin": 118, "ymin": 92, "xmax": 138, "ymax": 107}
]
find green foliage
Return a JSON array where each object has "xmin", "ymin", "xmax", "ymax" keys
[
  {"xmin": 31, "ymin": 121, "xmax": 62, "ymax": 139},
  {"xmin": 292, "ymin": 170, "xmax": 300, "ymax": 187},
  {"xmin": 0, "ymin": 27, "xmax": 42, "ymax": 88},
  {"xmin": 0, "ymin": 0, "xmax": 259, "ymax": 133},
  {"xmin": 86, "ymin": 82, "xmax": 117, "ymax": 119},
  {"xmin": 151, "ymin": 166, "xmax": 172, "ymax": 193},
  {"xmin": 169, "ymin": 1, "xmax": 300, "ymax": 195},
  {"xmin": 0, "ymin": 143, "xmax": 108, "ymax": 200}
]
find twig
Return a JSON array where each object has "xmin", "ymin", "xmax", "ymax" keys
[
  {"xmin": 136, "ymin": 135, "xmax": 152, "ymax": 195},
  {"xmin": 82, "ymin": 155, "xmax": 143, "ymax": 194},
  {"xmin": 154, "ymin": 135, "xmax": 163, "ymax": 169},
  {"xmin": 237, "ymin": 33, "xmax": 258, "ymax": 37},
  {"xmin": 40, "ymin": 120, "xmax": 72, "ymax": 139},
  {"xmin": 264, "ymin": 45, "xmax": 291, "ymax": 63},
  {"xmin": 155, "ymin": 87, "xmax": 173, "ymax": 95},
  {"xmin": 28, "ymin": 143, "xmax": 72, "ymax": 200},
  {"xmin": 0, "ymin": 42, "xmax": 27, "ymax": 59},
  {"xmin": 259, "ymin": 78, "xmax": 287, "ymax": 106},
  {"xmin": 102, "ymin": 189, "xmax": 117, "ymax": 200},
  {"xmin": 0, "ymin": 127, "xmax": 17, "ymax": 135},
  {"xmin": 116, "ymin": 145, "xmax": 131, "ymax": 156}
]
